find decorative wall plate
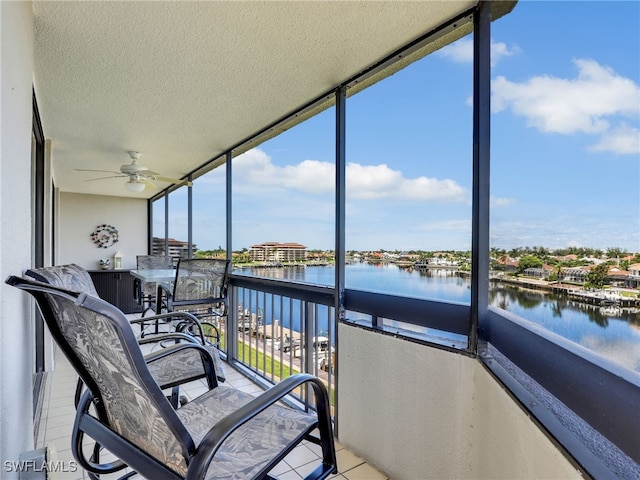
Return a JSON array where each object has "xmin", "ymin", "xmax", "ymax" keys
[{"xmin": 91, "ymin": 224, "xmax": 119, "ymax": 248}]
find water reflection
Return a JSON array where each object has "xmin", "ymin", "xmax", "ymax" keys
[
  {"xmin": 489, "ymin": 286, "xmax": 640, "ymax": 329},
  {"xmin": 235, "ymin": 263, "xmax": 640, "ymax": 372}
]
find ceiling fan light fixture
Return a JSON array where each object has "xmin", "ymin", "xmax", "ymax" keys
[
  {"xmin": 125, "ymin": 179, "xmax": 145, "ymax": 192},
  {"xmin": 76, "ymin": 151, "xmax": 185, "ymax": 192}
]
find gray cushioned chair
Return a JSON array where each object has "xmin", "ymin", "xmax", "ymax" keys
[
  {"xmin": 7, "ymin": 275, "xmax": 337, "ymax": 480},
  {"xmin": 158, "ymin": 258, "xmax": 230, "ymax": 369},
  {"xmin": 24, "ymin": 264, "xmax": 226, "ymax": 386},
  {"xmin": 159, "ymin": 258, "xmax": 229, "ymax": 323}
]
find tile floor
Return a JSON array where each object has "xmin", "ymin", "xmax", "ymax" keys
[{"xmin": 37, "ymin": 337, "xmax": 388, "ymax": 480}]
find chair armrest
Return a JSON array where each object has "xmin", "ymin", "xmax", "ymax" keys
[
  {"xmin": 144, "ymin": 342, "xmax": 212, "ymax": 364},
  {"xmin": 145, "ymin": 342, "xmax": 219, "ymax": 390},
  {"xmin": 130, "ymin": 311, "xmax": 207, "ymax": 344},
  {"xmin": 137, "ymin": 332, "xmax": 196, "ymax": 346},
  {"xmin": 129, "ymin": 311, "xmax": 201, "ymax": 324},
  {"xmin": 185, "ymin": 374, "xmax": 335, "ymax": 480},
  {"xmin": 200, "ymin": 321, "xmax": 221, "ymax": 345}
]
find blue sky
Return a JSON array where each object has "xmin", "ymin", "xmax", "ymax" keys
[{"xmin": 163, "ymin": 1, "xmax": 640, "ymax": 253}]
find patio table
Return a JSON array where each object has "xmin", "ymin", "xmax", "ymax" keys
[
  {"xmin": 130, "ymin": 268, "xmax": 176, "ymax": 314},
  {"xmin": 129, "ymin": 268, "xmax": 176, "ymax": 284}
]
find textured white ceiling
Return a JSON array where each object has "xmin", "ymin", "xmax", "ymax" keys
[{"xmin": 33, "ymin": 0, "xmax": 483, "ymax": 198}]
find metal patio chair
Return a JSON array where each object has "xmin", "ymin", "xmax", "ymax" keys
[
  {"xmin": 158, "ymin": 258, "xmax": 229, "ymax": 353},
  {"xmin": 7, "ymin": 275, "xmax": 337, "ymax": 480},
  {"xmin": 159, "ymin": 258, "xmax": 229, "ymax": 321},
  {"xmin": 25, "ymin": 264, "xmax": 226, "ymax": 386}
]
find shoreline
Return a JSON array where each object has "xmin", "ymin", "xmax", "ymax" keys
[
  {"xmin": 490, "ymin": 275, "xmax": 640, "ymax": 308},
  {"xmin": 233, "ymin": 262, "xmax": 640, "ymax": 310}
]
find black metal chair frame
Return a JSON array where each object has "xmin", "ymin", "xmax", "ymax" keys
[
  {"xmin": 155, "ymin": 259, "xmax": 229, "ymax": 363},
  {"xmin": 25, "ymin": 264, "xmax": 226, "ymax": 390},
  {"xmin": 159, "ymin": 258, "xmax": 230, "ymax": 320},
  {"xmin": 7, "ymin": 275, "xmax": 337, "ymax": 480}
]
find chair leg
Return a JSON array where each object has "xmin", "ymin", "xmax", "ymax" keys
[
  {"xmin": 169, "ymin": 387, "xmax": 179, "ymax": 408},
  {"xmin": 165, "ymin": 387, "xmax": 189, "ymax": 408}
]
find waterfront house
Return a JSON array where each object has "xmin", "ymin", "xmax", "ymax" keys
[
  {"xmin": 606, "ymin": 266, "xmax": 631, "ymax": 288},
  {"xmin": 430, "ymin": 252, "xmax": 459, "ymax": 267},
  {"xmin": 562, "ymin": 267, "xmax": 590, "ymax": 284},
  {"xmin": 2, "ymin": 2, "xmax": 638, "ymax": 480},
  {"xmin": 495, "ymin": 255, "xmax": 519, "ymax": 273},
  {"xmin": 522, "ymin": 265, "xmax": 553, "ymax": 280},
  {"xmin": 628, "ymin": 263, "xmax": 640, "ymax": 289}
]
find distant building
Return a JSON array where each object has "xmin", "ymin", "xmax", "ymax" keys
[
  {"xmin": 523, "ymin": 265, "xmax": 554, "ymax": 280},
  {"xmin": 627, "ymin": 263, "xmax": 640, "ymax": 289},
  {"xmin": 152, "ymin": 237, "xmax": 196, "ymax": 259},
  {"xmin": 562, "ymin": 267, "xmax": 589, "ymax": 284},
  {"xmin": 607, "ymin": 266, "xmax": 630, "ymax": 288},
  {"xmin": 495, "ymin": 255, "xmax": 518, "ymax": 273},
  {"xmin": 250, "ymin": 242, "xmax": 306, "ymax": 262},
  {"xmin": 430, "ymin": 253, "xmax": 458, "ymax": 267},
  {"xmin": 555, "ymin": 254, "xmax": 579, "ymax": 262}
]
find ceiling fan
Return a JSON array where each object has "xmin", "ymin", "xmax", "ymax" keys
[{"xmin": 75, "ymin": 151, "xmax": 192, "ymax": 192}]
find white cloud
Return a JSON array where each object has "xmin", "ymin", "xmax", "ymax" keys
[
  {"xmin": 234, "ymin": 148, "xmax": 468, "ymax": 203},
  {"xmin": 490, "ymin": 211, "xmax": 640, "ymax": 252},
  {"xmin": 491, "ymin": 40, "xmax": 521, "ymax": 65},
  {"xmin": 234, "ymin": 149, "xmax": 334, "ymax": 194},
  {"xmin": 438, "ymin": 38, "xmax": 520, "ymax": 66},
  {"xmin": 491, "ymin": 196, "xmax": 515, "ymax": 207},
  {"xmin": 438, "ymin": 38, "xmax": 473, "ymax": 63},
  {"xmin": 588, "ymin": 123, "xmax": 640, "ymax": 155},
  {"xmin": 347, "ymin": 163, "xmax": 466, "ymax": 201},
  {"xmin": 282, "ymin": 160, "xmax": 335, "ymax": 193},
  {"xmin": 419, "ymin": 219, "xmax": 470, "ymax": 233},
  {"xmin": 492, "ymin": 59, "xmax": 640, "ymax": 148}
]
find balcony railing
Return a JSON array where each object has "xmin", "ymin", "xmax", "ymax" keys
[
  {"xmin": 219, "ymin": 273, "xmax": 475, "ymax": 410},
  {"xmin": 223, "ymin": 274, "xmax": 336, "ymax": 407},
  {"xmin": 216, "ymin": 272, "xmax": 639, "ymax": 476},
  {"xmin": 344, "ymin": 289, "xmax": 471, "ymax": 351}
]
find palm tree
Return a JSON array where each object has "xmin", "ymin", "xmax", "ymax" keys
[{"xmin": 556, "ymin": 265, "xmax": 563, "ymax": 289}]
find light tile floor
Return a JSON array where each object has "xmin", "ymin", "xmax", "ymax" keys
[{"xmin": 38, "ymin": 338, "xmax": 388, "ymax": 480}]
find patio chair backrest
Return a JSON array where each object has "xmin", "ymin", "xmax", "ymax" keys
[
  {"xmin": 25, "ymin": 264, "xmax": 99, "ymax": 297},
  {"xmin": 136, "ymin": 255, "xmax": 174, "ymax": 296},
  {"xmin": 6, "ymin": 276, "xmax": 195, "ymax": 476},
  {"xmin": 172, "ymin": 258, "xmax": 229, "ymax": 304}
]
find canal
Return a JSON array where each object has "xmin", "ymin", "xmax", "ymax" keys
[{"xmin": 235, "ymin": 263, "xmax": 640, "ymax": 373}]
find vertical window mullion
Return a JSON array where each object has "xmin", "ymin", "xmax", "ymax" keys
[{"xmin": 471, "ymin": 2, "xmax": 491, "ymax": 353}]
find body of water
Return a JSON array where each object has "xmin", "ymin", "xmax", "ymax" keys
[{"xmin": 236, "ymin": 263, "xmax": 640, "ymax": 372}]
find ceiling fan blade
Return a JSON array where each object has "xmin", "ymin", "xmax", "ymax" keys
[
  {"xmin": 75, "ymin": 168, "xmax": 121, "ymax": 174},
  {"xmin": 83, "ymin": 175, "xmax": 126, "ymax": 182},
  {"xmin": 153, "ymin": 176, "xmax": 193, "ymax": 187},
  {"xmin": 142, "ymin": 178, "xmax": 157, "ymax": 189}
]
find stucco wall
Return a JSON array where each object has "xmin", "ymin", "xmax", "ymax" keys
[
  {"xmin": 0, "ymin": 2, "xmax": 36, "ymax": 475},
  {"xmin": 337, "ymin": 323, "xmax": 582, "ymax": 479},
  {"xmin": 58, "ymin": 192, "xmax": 148, "ymax": 270},
  {"xmin": 470, "ymin": 364, "xmax": 581, "ymax": 479}
]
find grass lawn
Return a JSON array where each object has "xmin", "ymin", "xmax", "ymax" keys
[
  {"xmin": 236, "ymin": 341, "xmax": 299, "ymax": 379},
  {"xmin": 205, "ymin": 324, "xmax": 335, "ymax": 405}
]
